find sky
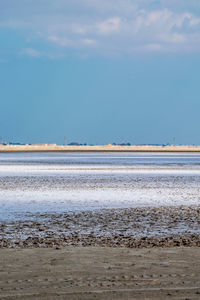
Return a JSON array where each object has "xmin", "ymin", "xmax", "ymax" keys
[{"xmin": 1, "ymin": 0, "xmax": 200, "ymax": 145}]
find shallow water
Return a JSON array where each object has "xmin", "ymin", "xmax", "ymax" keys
[{"xmin": 0, "ymin": 152, "xmax": 200, "ymax": 220}]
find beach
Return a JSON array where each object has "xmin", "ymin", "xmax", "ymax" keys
[
  {"xmin": 2, "ymin": 144, "xmax": 200, "ymax": 152},
  {"xmin": 0, "ymin": 152, "xmax": 200, "ymax": 299},
  {"xmin": 1, "ymin": 247, "xmax": 200, "ymax": 300},
  {"xmin": 2, "ymin": 0, "xmax": 200, "ymax": 297}
]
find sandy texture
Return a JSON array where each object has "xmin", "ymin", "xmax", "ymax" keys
[
  {"xmin": 1, "ymin": 206, "xmax": 200, "ymax": 248},
  {"xmin": 2, "ymin": 144, "xmax": 200, "ymax": 152},
  {"xmin": 0, "ymin": 247, "xmax": 200, "ymax": 300}
]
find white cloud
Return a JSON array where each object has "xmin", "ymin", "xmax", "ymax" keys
[
  {"xmin": 82, "ymin": 39, "xmax": 96, "ymax": 45},
  {"xmin": 20, "ymin": 48, "xmax": 42, "ymax": 58},
  {"xmin": 161, "ymin": 33, "xmax": 186, "ymax": 44},
  {"xmin": 20, "ymin": 47, "xmax": 64, "ymax": 59},
  {"xmin": 47, "ymin": 36, "xmax": 96, "ymax": 48},
  {"xmin": 97, "ymin": 17, "xmax": 121, "ymax": 34},
  {"xmin": 47, "ymin": 36, "xmax": 73, "ymax": 47},
  {"xmin": 1, "ymin": 0, "xmax": 200, "ymax": 56},
  {"xmin": 145, "ymin": 43, "xmax": 162, "ymax": 51}
]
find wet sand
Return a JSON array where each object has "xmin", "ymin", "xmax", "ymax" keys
[
  {"xmin": 1, "ymin": 206, "xmax": 200, "ymax": 248},
  {"xmin": 1, "ymin": 207, "xmax": 199, "ymax": 299},
  {"xmin": 1, "ymin": 153, "xmax": 200, "ymax": 299},
  {"xmin": 0, "ymin": 246, "xmax": 200, "ymax": 300}
]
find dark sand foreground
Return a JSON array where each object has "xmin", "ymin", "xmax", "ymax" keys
[
  {"xmin": 1, "ymin": 207, "xmax": 200, "ymax": 299},
  {"xmin": 0, "ymin": 247, "xmax": 200, "ymax": 300}
]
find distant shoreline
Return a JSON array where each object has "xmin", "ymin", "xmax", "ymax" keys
[{"xmin": 1, "ymin": 144, "xmax": 200, "ymax": 152}]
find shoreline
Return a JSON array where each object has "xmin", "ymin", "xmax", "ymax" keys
[
  {"xmin": 1, "ymin": 206, "xmax": 199, "ymax": 249},
  {"xmin": 2, "ymin": 144, "xmax": 200, "ymax": 152}
]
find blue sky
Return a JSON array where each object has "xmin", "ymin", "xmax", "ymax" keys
[{"xmin": 1, "ymin": 0, "xmax": 200, "ymax": 145}]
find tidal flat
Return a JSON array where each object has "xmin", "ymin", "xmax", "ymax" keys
[{"xmin": 0, "ymin": 152, "xmax": 199, "ymax": 299}]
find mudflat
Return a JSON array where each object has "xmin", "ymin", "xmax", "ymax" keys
[
  {"xmin": 1, "ymin": 207, "xmax": 200, "ymax": 249},
  {"xmin": 0, "ymin": 246, "xmax": 200, "ymax": 300}
]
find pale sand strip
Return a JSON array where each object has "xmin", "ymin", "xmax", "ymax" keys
[
  {"xmin": 0, "ymin": 247, "xmax": 199, "ymax": 299},
  {"xmin": 1, "ymin": 144, "xmax": 200, "ymax": 152}
]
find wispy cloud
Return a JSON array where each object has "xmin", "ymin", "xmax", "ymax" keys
[
  {"xmin": 97, "ymin": 18, "xmax": 121, "ymax": 34},
  {"xmin": 20, "ymin": 47, "xmax": 64, "ymax": 60},
  {"xmin": 20, "ymin": 48, "xmax": 42, "ymax": 58},
  {"xmin": 1, "ymin": 0, "xmax": 200, "ymax": 57}
]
